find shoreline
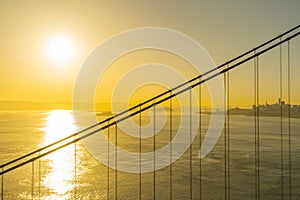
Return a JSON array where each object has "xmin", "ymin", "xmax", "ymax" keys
[{"xmin": 201, "ymin": 109, "xmax": 300, "ymax": 119}]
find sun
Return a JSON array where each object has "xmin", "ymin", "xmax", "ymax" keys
[{"xmin": 47, "ymin": 36, "xmax": 75, "ymax": 65}]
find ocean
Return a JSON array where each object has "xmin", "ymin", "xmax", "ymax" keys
[{"xmin": 0, "ymin": 110, "xmax": 299, "ymax": 199}]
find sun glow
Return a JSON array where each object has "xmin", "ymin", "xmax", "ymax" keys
[{"xmin": 47, "ymin": 37, "xmax": 75, "ymax": 65}]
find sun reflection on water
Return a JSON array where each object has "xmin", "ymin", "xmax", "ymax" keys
[{"xmin": 42, "ymin": 110, "xmax": 78, "ymax": 199}]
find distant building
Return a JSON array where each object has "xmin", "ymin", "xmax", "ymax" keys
[{"xmin": 252, "ymin": 98, "xmax": 300, "ymax": 117}]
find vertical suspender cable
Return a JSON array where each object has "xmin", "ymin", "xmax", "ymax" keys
[
  {"xmin": 224, "ymin": 72, "xmax": 227, "ymax": 200},
  {"xmin": 224, "ymin": 64, "xmax": 231, "ymax": 200},
  {"xmin": 170, "ymin": 92, "xmax": 173, "ymax": 200},
  {"xmin": 153, "ymin": 102, "xmax": 156, "ymax": 200},
  {"xmin": 189, "ymin": 89, "xmax": 193, "ymax": 200},
  {"xmin": 255, "ymin": 55, "xmax": 261, "ymax": 200},
  {"xmin": 287, "ymin": 40, "xmax": 292, "ymax": 200},
  {"xmin": 1, "ymin": 168, "xmax": 3, "ymax": 199},
  {"xmin": 280, "ymin": 39, "xmax": 284, "ymax": 200},
  {"xmin": 257, "ymin": 56, "xmax": 260, "ymax": 200},
  {"xmin": 74, "ymin": 142, "xmax": 77, "ymax": 199},
  {"xmin": 199, "ymin": 78, "xmax": 202, "ymax": 200},
  {"xmin": 139, "ymin": 106, "xmax": 142, "ymax": 200},
  {"xmin": 227, "ymin": 64, "xmax": 231, "ymax": 200},
  {"xmin": 115, "ymin": 124, "xmax": 118, "ymax": 200},
  {"xmin": 107, "ymin": 121, "xmax": 110, "ymax": 200},
  {"xmin": 38, "ymin": 152, "xmax": 41, "ymax": 200},
  {"xmin": 31, "ymin": 161, "xmax": 34, "ymax": 200},
  {"xmin": 254, "ymin": 55, "xmax": 258, "ymax": 200}
]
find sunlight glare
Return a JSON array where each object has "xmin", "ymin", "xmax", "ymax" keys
[
  {"xmin": 47, "ymin": 37, "xmax": 75, "ymax": 64},
  {"xmin": 42, "ymin": 110, "xmax": 78, "ymax": 199},
  {"xmin": 43, "ymin": 110, "xmax": 76, "ymax": 142}
]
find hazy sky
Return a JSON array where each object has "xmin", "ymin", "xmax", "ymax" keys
[{"xmin": 0, "ymin": 1, "xmax": 299, "ymax": 106}]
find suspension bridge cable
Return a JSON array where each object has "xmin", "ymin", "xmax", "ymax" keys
[
  {"xmin": 74, "ymin": 142, "xmax": 77, "ymax": 199},
  {"xmin": 1, "ymin": 27, "xmax": 299, "ymax": 177},
  {"xmin": 280, "ymin": 38, "xmax": 284, "ymax": 200},
  {"xmin": 189, "ymin": 89, "xmax": 193, "ymax": 199},
  {"xmin": 254, "ymin": 55, "xmax": 258, "ymax": 200},
  {"xmin": 170, "ymin": 92, "xmax": 173, "ymax": 200},
  {"xmin": 1, "ymin": 29, "xmax": 299, "ymax": 178},
  {"xmin": 1, "ymin": 28, "xmax": 299, "ymax": 181},
  {"xmin": 107, "ymin": 121, "xmax": 110, "ymax": 200},
  {"xmin": 1, "ymin": 168, "xmax": 3, "ymax": 199},
  {"xmin": 224, "ymin": 65, "xmax": 231, "ymax": 200},
  {"xmin": 224, "ymin": 72, "xmax": 228, "ymax": 200},
  {"xmin": 9, "ymin": 31, "xmax": 300, "ymax": 169},
  {"xmin": 198, "ymin": 78, "xmax": 202, "ymax": 200},
  {"xmin": 115, "ymin": 124, "xmax": 118, "ymax": 200},
  {"xmin": 257, "ymin": 57, "xmax": 261, "ymax": 200},
  {"xmin": 38, "ymin": 152, "xmax": 41, "ymax": 200},
  {"xmin": 287, "ymin": 40, "xmax": 292, "ymax": 200},
  {"xmin": 139, "ymin": 107, "xmax": 142, "ymax": 200},
  {"xmin": 1, "ymin": 29, "xmax": 298, "ymax": 178},
  {"xmin": 153, "ymin": 103, "xmax": 156, "ymax": 200},
  {"xmin": 227, "ymin": 64, "xmax": 231, "ymax": 200},
  {"xmin": 31, "ymin": 161, "xmax": 34, "ymax": 200}
]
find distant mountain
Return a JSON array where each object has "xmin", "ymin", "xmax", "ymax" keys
[
  {"xmin": 0, "ymin": 101, "xmax": 132, "ymax": 111},
  {"xmin": 0, "ymin": 100, "xmax": 72, "ymax": 110}
]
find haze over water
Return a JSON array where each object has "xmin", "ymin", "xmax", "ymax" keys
[{"xmin": 0, "ymin": 110, "xmax": 299, "ymax": 199}]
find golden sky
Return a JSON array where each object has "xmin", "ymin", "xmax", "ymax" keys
[{"xmin": 0, "ymin": 1, "xmax": 299, "ymax": 108}]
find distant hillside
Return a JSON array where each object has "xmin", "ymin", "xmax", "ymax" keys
[
  {"xmin": 0, "ymin": 101, "xmax": 131, "ymax": 111},
  {"xmin": 0, "ymin": 101, "xmax": 72, "ymax": 110}
]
